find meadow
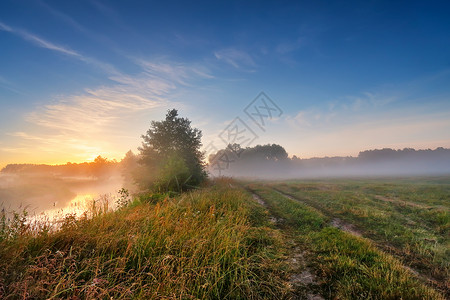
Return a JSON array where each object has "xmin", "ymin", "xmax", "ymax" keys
[
  {"xmin": 247, "ymin": 176, "xmax": 449, "ymax": 298},
  {"xmin": 0, "ymin": 177, "xmax": 448, "ymax": 299}
]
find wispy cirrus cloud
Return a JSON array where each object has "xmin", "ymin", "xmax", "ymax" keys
[
  {"xmin": 285, "ymin": 91, "xmax": 398, "ymax": 130},
  {"xmin": 214, "ymin": 48, "xmax": 256, "ymax": 70},
  {"xmin": 344, "ymin": 92, "xmax": 397, "ymax": 111},
  {"xmin": 0, "ymin": 20, "xmax": 120, "ymax": 76},
  {"xmin": 25, "ymin": 68, "xmax": 175, "ymax": 134},
  {"xmin": 1, "ymin": 19, "xmax": 214, "ymax": 162},
  {"xmin": 135, "ymin": 59, "xmax": 214, "ymax": 85},
  {"xmin": 5, "ymin": 59, "xmax": 212, "ymax": 162},
  {"xmin": 0, "ymin": 75, "xmax": 24, "ymax": 95},
  {"xmin": 280, "ymin": 89, "xmax": 450, "ymax": 158},
  {"xmin": 26, "ymin": 69, "xmax": 172, "ymax": 136},
  {"xmin": 275, "ymin": 37, "xmax": 305, "ymax": 54},
  {"xmin": 36, "ymin": 0, "xmax": 88, "ymax": 34},
  {"xmin": 0, "ymin": 20, "xmax": 80, "ymax": 57}
]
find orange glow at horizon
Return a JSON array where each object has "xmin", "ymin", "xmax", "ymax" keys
[{"xmin": 0, "ymin": 150, "xmax": 126, "ymax": 170}]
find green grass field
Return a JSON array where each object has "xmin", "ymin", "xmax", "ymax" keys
[
  {"xmin": 0, "ymin": 177, "xmax": 448, "ymax": 299},
  {"xmin": 264, "ymin": 177, "xmax": 449, "ymax": 291}
]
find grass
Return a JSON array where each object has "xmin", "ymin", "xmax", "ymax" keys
[
  {"xmin": 267, "ymin": 177, "xmax": 450, "ymax": 291},
  {"xmin": 247, "ymin": 183, "xmax": 446, "ymax": 299},
  {"xmin": 1, "ymin": 176, "xmax": 447, "ymax": 299},
  {"xmin": 0, "ymin": 179, "xmax": 287, "ymax": 299}
]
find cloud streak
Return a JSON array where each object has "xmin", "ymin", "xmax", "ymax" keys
[
  {"xmin": 36, "ymin": 0, "xmax": 88, "ymax": 34},
  {"xmin": 0, "ymin": 20, "xmax": 214, "ymax": 163},
  {"xmin": 26, "ymin": 80, "xmax": 165, "ymax": 134},
  {"xmin": 214, "ymin": 48, "xmax": 256, "ymax": 70},
  {"xmin": 275, "ymin": 37, "xmax": 305, "ymax": 54},
  {"xmin": 0, "ymin": 20, "xmax": 80, "ymax": 57},
  {"xmin": 3, "ymin": 59, "xmax": 212, "ymax": 163},
  {"xmin": 0, "ymin": 75, "xmax": 24, "ymax": 95},
  {"xmin": 135, "ymin": 59, "xmax": 214, "ymax": 85},
  {"xmin": 281, "ymin": 96, "xmax": 450, "ymax": 158},
  {"xmin": 0, "ymin": 20, "xmax": 120, "ymax": 76}
]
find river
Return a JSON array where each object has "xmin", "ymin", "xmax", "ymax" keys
[{"xmin": 0, "ymin": 173, "xmax": 124, "ymax": 222}]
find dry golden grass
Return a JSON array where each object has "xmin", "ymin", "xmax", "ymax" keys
[{"xmin": 0, "ymin": 179, "xmax": 287, "ymax": 299}]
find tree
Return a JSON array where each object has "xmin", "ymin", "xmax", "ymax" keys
[
  {"xmin": 90, "ymin": 155, "xmax": 113, "ymax": 179},
  {"xmin": 120, "ymin": 150, "xmax": 141, "ymax": 191},
  {"xmin": 139, "ymin": 109, "xmax": 206, "ymax": 192},
  {"xmin": 208, "ymin": 144, "xmax": 290, "ymax": 177},
  {"xmin": 154, "ymin": 153, "xmax": 190, "ymax": 192}
]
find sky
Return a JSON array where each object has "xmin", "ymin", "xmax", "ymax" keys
[{"xmin": 1, "ymin": 0, "xmax": 449, "ymax": 168}]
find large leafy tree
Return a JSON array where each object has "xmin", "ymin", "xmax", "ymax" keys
[{"xmin": 139, "ymin": 109, "xmax": 206, "ymax": 191}]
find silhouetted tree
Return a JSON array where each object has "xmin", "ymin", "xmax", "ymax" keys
[
  {"xmin": 90, "ymin": 155, "xmax": 115, "ymax": 179},
  {"xmin": 208, "ymin": 143, "xmax": 290, "ymax": 177},
  {"xmin": 242, "ymin": 144, "xmax": 288, "ymax": 161},
  {"xmin": 120, "ymin": 150, "xmax": 140, "ymax": 190},
  {"xmin": 139, "ymin": 109, "xmax": 206, "ymax": 192}
]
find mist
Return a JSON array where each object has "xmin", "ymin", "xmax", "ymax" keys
[
  {"xmin": 0, "ymin": 157, "xmax": 127, "ymax": 218},
  {"xmin": 2, "ymin": 145, "xmax": 449, "ymax": 216},
  {"xmin": 208, "ymin": 145, "xmax": 450, "ymax": 180}
]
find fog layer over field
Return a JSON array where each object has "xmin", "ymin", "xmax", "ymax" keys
[
  {"xmin": 1, "ymin": 146, "xmax": 449, "ymax": 216},
  {"xmin": 208, "ymin": 145, "xmax": 450, "ymax": 179}
]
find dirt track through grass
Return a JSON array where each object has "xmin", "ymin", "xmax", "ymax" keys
[
  {"xmin": 251, "ymin": 191, "xmax": 324, "ymax": 299},
  {"xmin": 274, "ymin": 188, "xmax": 363, "ymax": 237},
  {"xmin": 267, "ymin": 179, "xmax": 449, "ymax": 296},
  {"xmin": 247, "ymin": 182, "xmax": 446, "ymax": 299},
  {"xmin": 272, "ymin": 186, "xmax": 445, "ymax": 295}
]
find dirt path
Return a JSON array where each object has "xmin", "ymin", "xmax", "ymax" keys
[
  {"xmin": 250, "ymin": 192, "xmax": 324, "ymax": 299},
  {"xmin": 374, "ymin": 195, "xmax": 431, "ymax": 209},
  {"xmin": 287, "ymin": 244, "xmax": 324, "ymax": 300},
  {"xmin": 330, "ymin": 218, "xmax": 362, "ymax": 237},
  {"xmin": 273, "ymin": 189, "xmax": 363, "ymax": 237}
]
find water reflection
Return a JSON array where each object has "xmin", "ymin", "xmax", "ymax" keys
[
  {"xmin": 1, "ymin": 173, "xmax": 123, "ymax": 225},
  {"xmin": 44, "ymin": 193, "xmax": 97, "ymax": 219}
]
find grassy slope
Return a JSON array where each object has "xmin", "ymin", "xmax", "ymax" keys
[
  {"xmin": 0, "ymin": 180, "xmax": 287, "ymax": 299},
  {"xmin": 248, "ymin": 184, "xmax": 446, "ymax": 300}
]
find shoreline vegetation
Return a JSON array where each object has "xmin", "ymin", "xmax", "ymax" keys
[{"xmin": 0, "ymin": 179, "xmax": 287, "ymax": 299}]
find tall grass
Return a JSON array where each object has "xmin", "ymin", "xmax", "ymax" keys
[{"xmin": 0, "ymin": 179, "xmax": 287, "ymax": 299}]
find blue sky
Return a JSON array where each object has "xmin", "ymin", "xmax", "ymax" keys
[{"xmin": 0, "ymin": 0, "xmax": 449, "ymax": 167}]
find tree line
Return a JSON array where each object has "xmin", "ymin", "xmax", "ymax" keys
[
  {"xmin": 4, "ymin": 109, "xmax": 450, "ymax": 187},
  {"xmin": 208, "ymin": 145, "xmax": 450, "ymax": 178}
]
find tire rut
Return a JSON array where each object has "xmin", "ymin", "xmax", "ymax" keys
[
  {"xmin": 250, "ymin": 192, "xmax": 324, "ymax": 300},
  {"xmin": 273, "ymin": 188, "xmax": 362, "ymax": 237}
]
